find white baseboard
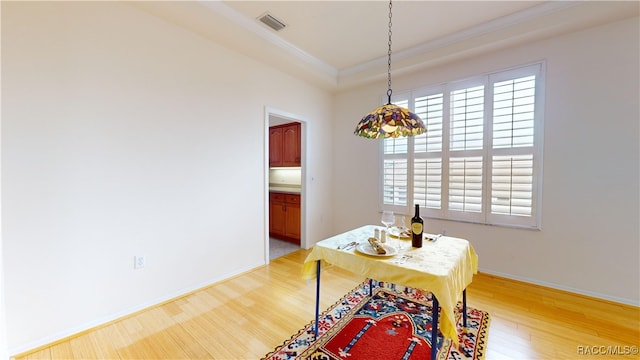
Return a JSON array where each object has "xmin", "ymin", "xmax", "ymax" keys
[
  {"xmin": 8, "ymin": 261, "xmax": 265, "ymax": 358},
  {"xmin": 478, "ymin": 267, "xmax": 640, "ymax": 307}
]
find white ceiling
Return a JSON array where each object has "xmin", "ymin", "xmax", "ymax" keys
[{"xmin": 130, "ymin": 1, "xmax": 639, "ymax": 92}]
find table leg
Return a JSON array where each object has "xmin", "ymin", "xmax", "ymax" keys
[
  {"xmin": 314, "ymin": 260, "xmax": 321, "ymax": 340},
  {"xmin": 431, "ymin": 295, "xmax": 439, "ymax": 360},
  {"xmin": 462, "ymin": 289, "xmax": 467, "ymax": 328}
]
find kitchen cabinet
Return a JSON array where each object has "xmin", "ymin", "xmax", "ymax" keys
[
  {"xmin": 269, "ymin": 123, "xmax": 300, "ymax": 167},
  {"xmin": 269, "ymin": 192, "xmax": 300, "ymax": 244},
  {"xmin": 268, "ymin": 127, "xmax": 283, "ymax": 167}
]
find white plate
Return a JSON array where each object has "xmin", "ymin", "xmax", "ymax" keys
[
  {"xmin": 355, "ymin": 243, "xmax": 398, "ymax": 257},
  {"xmin": 388, "ymin": 227, "xmax": 411, "ymax": 239}
]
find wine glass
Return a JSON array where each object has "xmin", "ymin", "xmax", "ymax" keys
[
  {"xmin": 398, "ymin": 216, "xmax": 407, "ymax": 231},
  {"xmin": 381, "ymin": 210, "xmax": 395, "ymax": 234}
]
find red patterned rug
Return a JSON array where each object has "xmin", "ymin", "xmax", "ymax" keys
[{"xmin": 263, "ymin": 280, "xmax": 490, "ymax": 360}]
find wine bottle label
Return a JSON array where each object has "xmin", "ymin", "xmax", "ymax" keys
[{"xmin": 412, "ymin": 223, "xmax": 423, "ymax": 234}]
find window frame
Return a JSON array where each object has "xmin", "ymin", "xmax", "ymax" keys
[{"xmin": 379, "ymin": 62, "xmax": 545, "ymax": 230}]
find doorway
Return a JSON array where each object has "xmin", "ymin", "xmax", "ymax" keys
[{"xmin": 264, "ymin": 108, "xmax": 306, "ymax": 263}]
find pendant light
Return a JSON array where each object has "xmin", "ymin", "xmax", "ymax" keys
[{"xmin": 354, "ymin": 0, "xmax": 426, "ymax": 139}]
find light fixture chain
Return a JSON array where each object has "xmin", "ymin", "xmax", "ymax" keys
[
  {"xmin": 354, "ymin": 0, "xmax": 426, "ymax": 138},
  {"xmin": 387, "ymin": 0, "xmax": 393, "ymax": 103}
]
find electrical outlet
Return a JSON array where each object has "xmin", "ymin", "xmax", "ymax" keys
[{"xmin": 134, "ymin": 256, "xmax": 146, "ymax": 269}]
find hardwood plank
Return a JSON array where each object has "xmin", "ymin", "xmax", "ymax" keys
[
  {"xmin": 13, "ymin": 249, "xmax": 640, "ymax": 360},
  {"xmin": 48, "ymin": 342, "xmax": 72, "ymax": 360},
  {"xmin": 68, "ymin": 335, "xmax": 100, "ymax": 360},
  {"xmin": 86, "ymin": 330, "xmax": 122, "ymax": 360},
  {"xmin": 162, "ymin": 323, "xmax": 213, "ymax": 359},
  {"xmin": 22, "ymin": 348, "xmax": 51, "ymax": 360},
  {"xmin": 110, "ymin": 321, "xmax": 161, "ymax": 360}
]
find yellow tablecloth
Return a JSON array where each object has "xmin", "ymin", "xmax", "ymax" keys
[{"xmin": 302, "ymin": 225, "xmax": 478, "ymax": 345}]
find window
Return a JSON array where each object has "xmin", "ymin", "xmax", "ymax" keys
[{"xmin": 381, "ymin": 63, "xmax": 544, "ymax": 229}]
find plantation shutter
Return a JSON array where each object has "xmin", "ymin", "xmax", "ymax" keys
[
  {"xmin": 449, "ymin": 156, "xmax": 483, "ymax": 213},
  {"xmin": 379, "ymin": 62, "xmax": 543, "ymax": 229},
  {"xmin": 382, "ymin": 99, "xmax": 410, "ymax": 207},
  {"xmin": 447, "ymin": 84, "xmax": 485, "ymax": 221},
  {"xmin": 413, "ymin": 92, "xmax": 444, "ymax": 211},
  {"xmin": 492, "ymin": 76, "xmax": 536, "ymax": 149},
  {"xmin": 450, "ymin": 86, "xmax": 484, "ymax": 151},
  {"xmin": 489, "ymin": 72, "xmax": 539, "ymax": 227},
  {"xmin": 491, "ymin": 154, "xmax": 533, "ymax": 216},
  {"xmin": 382, "ymin": 159, "xmax": 407, "ymax": 206}
]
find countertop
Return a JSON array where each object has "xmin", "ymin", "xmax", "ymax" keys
[{"xmin": 269, "ymin": 185, "xmax": 301, "ymax": 194}]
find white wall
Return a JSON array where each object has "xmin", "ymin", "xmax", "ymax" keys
[
  {"xmin": 2, "ymin": 1, "xmax": 638, "ymax": 356},
  {"xmin": 333, "ymin": 17, "xmax": 640, "ymax": 305},
  {"xmin": 0, "ymin": 16, "xmax": 6, "ymax": 355},
  {"xmin": 1, "ymin": 2, "xmax": 334, "ymax": 353},
  {"xmin": 0, "ymin": 3, "xmax": 7, "ymax": 358}
]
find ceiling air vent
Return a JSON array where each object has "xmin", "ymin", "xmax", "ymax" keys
[{"xmin": 258, "ymin": 13, "xmax": 287, "ymax": 32}]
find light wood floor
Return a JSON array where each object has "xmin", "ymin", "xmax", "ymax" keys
[{"xmin": 15, "ymin": 249, "xmax": 640, "ymax": 360}]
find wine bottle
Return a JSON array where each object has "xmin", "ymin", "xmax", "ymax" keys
[{"xmin": 411, "ymin": 204, "xmax": 423, "ymax": 248}]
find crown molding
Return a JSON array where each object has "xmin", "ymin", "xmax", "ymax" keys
[
  {"xmin": 199, "ymin": 0, "xmax": 338, "ymax": 80},
  {"xmin": 164, "ymin": 1, "xmax": 636, "ymax": 92},
  {"xmin": 338, "ymin": 1, "xmax": 578, "ymax": 79},
  {"xmin": 201, "ymin": 1, "xmax": 581, "ymax": 91}
]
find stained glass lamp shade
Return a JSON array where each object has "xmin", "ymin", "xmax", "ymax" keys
[{"xmin": 355, "ymin": 103, "xmax": 425, "ymax": 139}]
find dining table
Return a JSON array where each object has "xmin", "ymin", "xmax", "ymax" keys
[{"xmin": 301, "ymin": 224, "xmax": 478, "ymax": 360}]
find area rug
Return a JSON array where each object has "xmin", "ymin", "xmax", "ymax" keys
[{"xmin": 263, "ymin": 280, "xmax": 490, "ymax": 360}]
